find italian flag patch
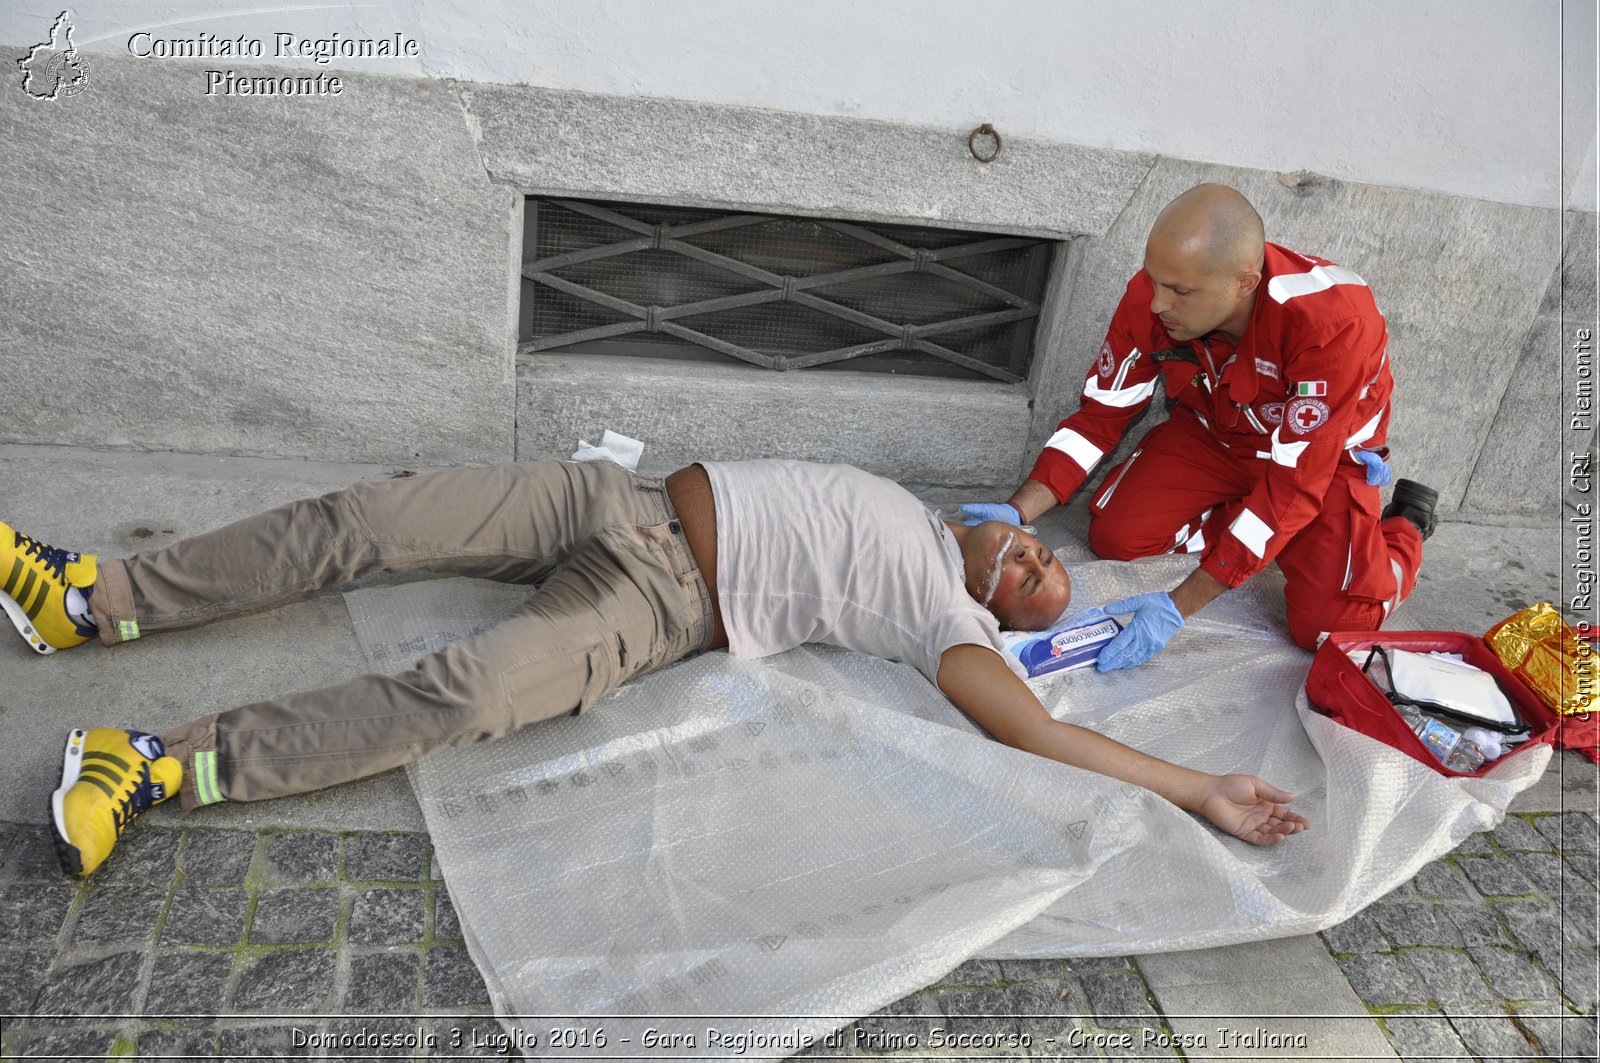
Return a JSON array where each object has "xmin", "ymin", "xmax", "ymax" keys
[{"xmin": 1296, "ymin": 380, "xmax": 1328, "ymax": 397}]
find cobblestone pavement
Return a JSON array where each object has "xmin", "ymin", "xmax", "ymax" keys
[{"xmin": 2, "ymin": 809, "xmax": 1596, "ymax": 1061}]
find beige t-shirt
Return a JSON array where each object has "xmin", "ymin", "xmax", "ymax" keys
[{"xmin": 701, "ymin": 460, "xmax": 1025, "ymax": 683}]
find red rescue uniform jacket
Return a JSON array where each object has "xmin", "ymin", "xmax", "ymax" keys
[{"xmin": 1029, "ymin": 243, "xmax": 1394, "ymax": 590}]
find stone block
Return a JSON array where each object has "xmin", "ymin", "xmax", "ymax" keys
[
  {"xmin": 1337, "ymin": 952, "xmax": 1428, "ymax": 1008},
  {"xmin": 259, "ymin": 831, "xmax": 340, "ymax": 885},
  {"xmin": 421, "ymin": 945, "xmax": 489, "ymax": 1008},
  {"xmin": 232, "ymin": 949, "xmax": 337, "ymax": 1012},
  {"xmin": 1402, "ymin": 948, "xmax": 1495, "ymax": 1005},
  {"xmin": 1469, "ymin": 945, "xmax": 1558, "ymax": 1002},
  {"xmin": 348, "ymin": 887, "xmax": 426, "ymax": 945},
  {"xmin": 138, "ymin": 1029, "xmax": 219, "ymax": 1060},
  {"xmin": 996, "ymin": 957, "xmax": 1070, "ymax": 982},
  {"xmin": 177, "ymin": 829, "xmax": 258, "ymax": 886},
  {"xmin": 0, "ymin": 48, "xmax": 516, "ymax": 465},
  {"xmin": 517, "ymin": 352, "xmax": 1032, "ymax": 485},
  {"xmin": 162, "ymin": 887, "xmax": 248, "ymax": 947},
  {"xmin": 468, "ymin": 83, "xmax": 1153, "ymax": 239},
  {"xmin": 936, "ymin": 986, "xmax": 1022, "ymax": 1035},
  {"xmin": 1443, "ymin": 904, "xmax": 1510, "ymax": 948},
  {"xmin": 1411, "ymin": 861, "xmax": 1477, "ymax": 901},
  {"xmin": 1532, "ymin": 811, "xmax": 1599, "ymax": 851},
  {"xmin": 1023, "ymin": 158, "xmax": 1561, "ymax": 515},
  {"xmin": 1460, "ymin": 855, "xmax": 1539, "ymax": 898},
  {"xmin": 1442, "ymin": 1004, "xmax": 1540, "ymax": 1060},
  {"xmin": 0, "ymin": 883, "xmax": 76, "ymax": 946},
  {"xmin": 432, "ymin": 888, "xmax": 462, "ymax": 941},
  {"xmin": 0, "ymin": 947, "xmax": 52, "ymax": 1016},
  {"xmin": 1320, "ymin": 911, "xmax": 1389, "ymax": 955},
  {"xmin": 32, "ymin": 949, "xmax": 144, "ymax": 1016},
  {"xmin": 1513, "ymin": 852, "xmax": 1588, "ymax": 896},
  {"xmin": 71, "ymin": 882, "xmax": 166, "ymax": 945},
  {"xmin": 217, "ymin": 1022, "xmax": 322, "ymax": 1059},
  {"xmin": 1380, "ymin": 1008, "xmax": 1471, "ymax": 1062},
  {"xmin": 343, "ymin": 831, "xmax": 430, "ymax": 882},
  {"xmin": 10, "ymin": 1025, "xmax": 123, "ymax": 1061},
  {"xmin": 92, "ymin": 825, "xmax": 183, "ymax": 887},
  {"xmin": 1078, "ymin": 972, "xmax": 1161, "ymax": 1028},
  {"xmin": 146, "ymin": 950, "xmax": 235, "ymax": 1016},
  {"xmin": 1493, "ymin": 899, "xmax": 1568, "ymax": 959},
  {"xmin": 1135, "ymin": 935, "xmax": 1338, "ymax": 989},
  {"xmin": 1371, "ymin": 900, "xmax": 1465, "ymax": 948},
  {"xmin": 1548, "ymin": 945, "xmax": 1598, "ymax": 1011},
  {"xmin": 249, "ymin": 887, "xmax": 340, "ymax": 945},
  {"xmin": 345, "ymin": 951, "xmax": 421, "ymax": 1013},
  {"xmin": 1491, "ymin": 814, "xmax": 1558, "ymax": 854},
  {"xmin": 1514, "ymin": 1010, "xmax": 1598, "ymax": 1060}
]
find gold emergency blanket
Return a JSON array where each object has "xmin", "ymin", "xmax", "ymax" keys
[{"xmin": 1485, "ymin": 601, "xmax": 1596, "ymax": 717}]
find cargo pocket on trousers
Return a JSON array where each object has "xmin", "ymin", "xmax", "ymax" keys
[
  {"xmin": 1342, "ymin": 478, "xmax": 1397, "ymax": 604},
  {"xmin": 571, "ymin": 637, "xmax": 622, "ymax": 716}
]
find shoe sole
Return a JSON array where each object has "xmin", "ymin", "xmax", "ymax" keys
[
  {"xmin": 50, "ymin": 728, "xmax": 87, "ymax": 876},
  {"xmin": 0, "ymin": 589, "xmax": 56, "ymax": 654}
]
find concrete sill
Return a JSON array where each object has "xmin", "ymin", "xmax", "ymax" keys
[{"xmin": 515, "ymin": 353, "xmax": 1032, "ymax": 486}]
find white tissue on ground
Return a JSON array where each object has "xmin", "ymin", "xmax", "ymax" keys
[{"xmin": 570, "ymin": 429, "xmax": 645, "ymax": 471}]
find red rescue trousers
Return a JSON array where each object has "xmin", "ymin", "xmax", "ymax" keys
[{"xmin": 1085, "ymin": 411, "xmax": 1424, "ymax": 650}]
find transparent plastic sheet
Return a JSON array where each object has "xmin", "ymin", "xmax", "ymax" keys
[{"xmin": 343, "ymin": 557, "xmax": 1551, "ymax": 1053}]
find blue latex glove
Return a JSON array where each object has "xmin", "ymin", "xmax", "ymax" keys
[
  {"xmin": 1095, "ymin": 592, "xmax": 1184, "ymax": 672},
  {"xmin": 958, "ymin": 502, "xmax": 1022, "ymax": 527},
  {"xmin": 1353, "ymin": 449, "xmax": 1392, "ymax": 486}
]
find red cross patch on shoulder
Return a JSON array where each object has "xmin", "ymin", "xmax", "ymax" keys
[
  {"xmin": 1096, "ymin": 341, "xmax": 1115, "ymax": 377},
  {"xmin": 1286, "ymin": 397, "xmax": 1330, "ymax": 434}
]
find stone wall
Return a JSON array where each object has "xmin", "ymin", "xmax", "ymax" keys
[{"xmin": 1, "ymin": 50, "xmax": 1585, "ymax": 513}]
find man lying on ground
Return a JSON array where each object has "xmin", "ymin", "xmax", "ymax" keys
[{"xmin": 3, "ymin": 458, "xmax": 1309, "ymax": 876}]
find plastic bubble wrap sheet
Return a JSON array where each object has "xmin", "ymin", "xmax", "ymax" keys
[{"xmin": 344, "ymin": 557, "xmax": 1550, "ymax": 1046}]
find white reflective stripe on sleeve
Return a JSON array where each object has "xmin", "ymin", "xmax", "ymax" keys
[
  {"xmin": 1180, "ymin": 525, "xmax": 1206, "ymax": 554},
  {"xmin": 1267, "ymin": 264, "xmax": 1369, "ymax": 304},
  {"xmin": 1345, "ymin": 408, "xmax": 1385, "ymax": 449},
  {"xmin": 1045, "ymin": 427, "xmax": 1104, "ymax": 472},
  {"xmin": 1384, "ymin": 558, "xmax": 1407, "ymax": 616},
  {"xmin": 1270, "ymin": 427, "xmax": 1311, "ymax": 468},
  {"xmin": 1228, "ymin": 507, "xmax": 1275, "ymax": 559},
  {"xmin": 1083, "ymin": 373, "xmax": 1159, "ymax": 409}
]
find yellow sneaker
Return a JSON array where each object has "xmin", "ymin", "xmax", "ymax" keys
[
  {"xmin": 1, "ymin": 520, "xmax": 99, "ymax": 654},
  {"xmin": 51, "ymin": 728, "xmax": 182, "ymax": 876}
]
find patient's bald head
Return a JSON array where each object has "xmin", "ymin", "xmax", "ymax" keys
[{"xmin": 1143, "ymin": 184, "xmax": 1265, "ymax": 341}]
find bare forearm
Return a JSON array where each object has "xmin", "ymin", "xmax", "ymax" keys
[
  {"xmin": 1169, "ymin": 565, "xmax": 1228, "ymax": 619},
  {"xmin": 1006, "ymin": 479, "xmax": 1061, "ymax": 524},
  {"xmin": 1013, "ymin": 716, "xmax": 1212, "ymax": 813}
]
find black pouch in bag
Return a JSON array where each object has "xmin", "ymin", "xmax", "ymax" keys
[{"xmin": 1360, "ymin": 645, "xmax": 1530, "ymax": 736}]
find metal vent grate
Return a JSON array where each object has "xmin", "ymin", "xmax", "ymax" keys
[{"xmin": 519, "ymin": 198, "xmax": 1053, "ymax": 382}]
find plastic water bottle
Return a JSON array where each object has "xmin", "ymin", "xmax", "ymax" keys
[{"xmin": 1399, "ymin": 704, "xmax": 1487, "ymax": 772}]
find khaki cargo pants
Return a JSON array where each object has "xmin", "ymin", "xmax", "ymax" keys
[{"xmin": 89, "ymin": 460, "xmax": 713, "ymax": 803}]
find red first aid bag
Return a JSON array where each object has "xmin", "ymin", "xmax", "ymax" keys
[{"xmin": 1306, "ymin": 631, "xmax": 1561, "ymax": 778}]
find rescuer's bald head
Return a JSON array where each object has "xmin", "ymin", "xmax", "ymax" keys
[{"xmin": 1147, "ymin": 184, "xmax": 1265, "ymax": 278}]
